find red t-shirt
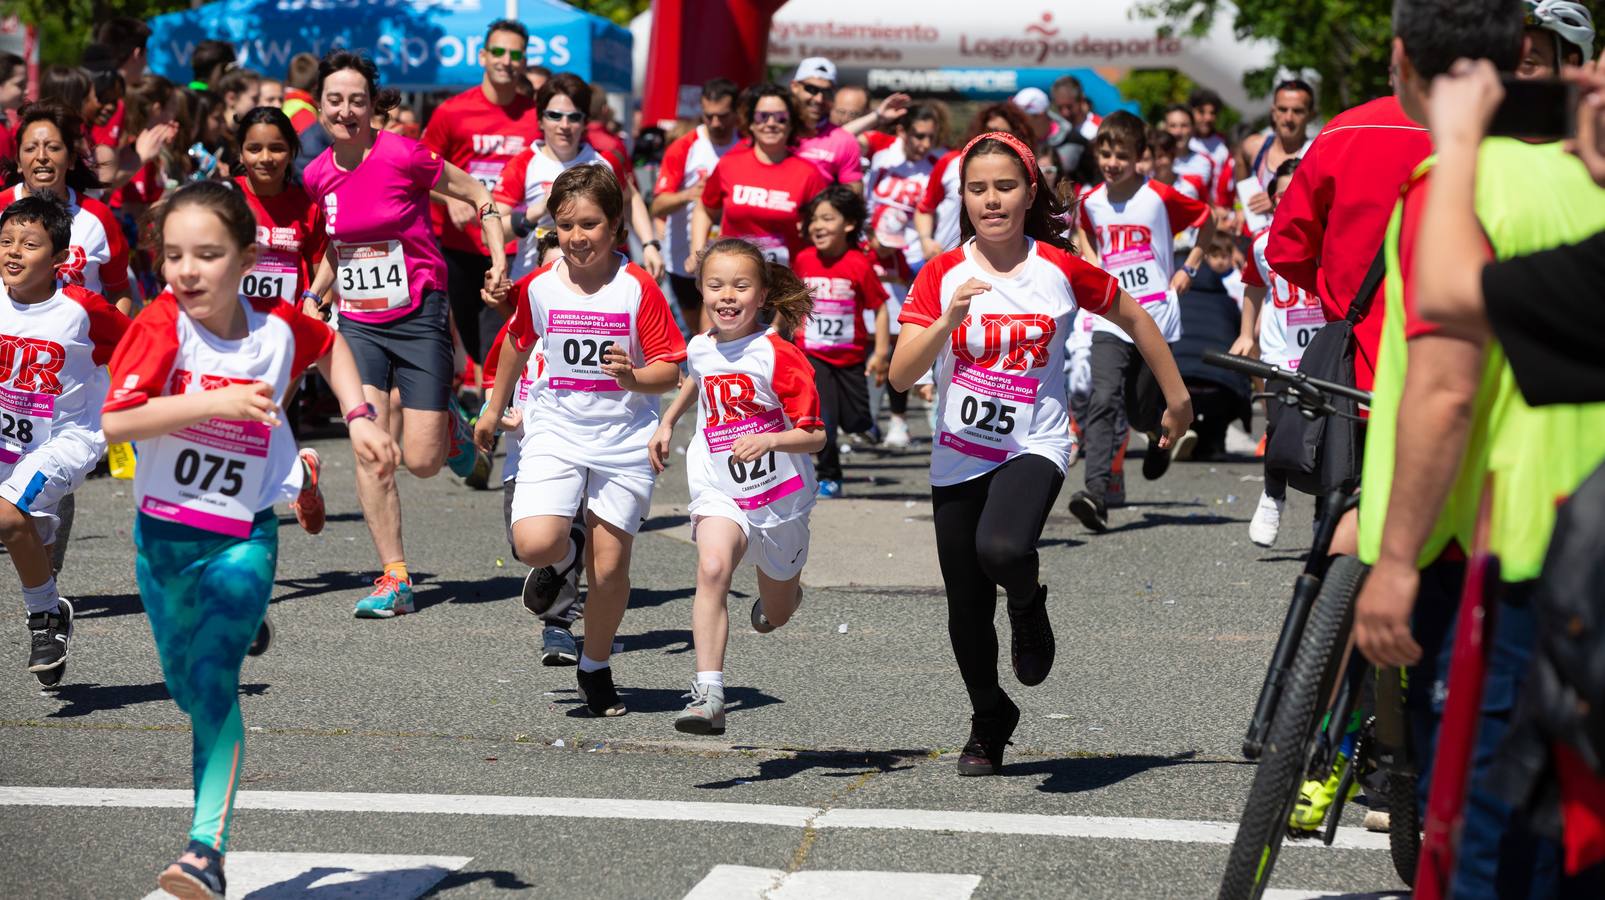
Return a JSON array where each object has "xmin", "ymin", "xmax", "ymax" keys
[
  {"xmin": 112, "ymin": 160, "xmax": 164, "ymax": 210},
  {"xmin": 1265, "ymin": 96, "xmax": 1431, "ymax": 390},
  {"xmin": 420, "ymin": 87, "xmax": 544, "ymax": 255},
  {"xmin": 791, "ymin": 246, "xmax": 889, "ymax": 367},
  {"xmin": 587, "ymin": 122, "xmax": 627, "ymax": 166},
  {"xmin": 90, "ymin": 101, "xmax": 125, "ymax": 149},
  {"xmin": 700, "ymin": 146, "xmax": 829, "ymax": 267},
  {"xmin": 237, "ymin": 176, "xmax": 327, "ymax": 302},
  {"xmin": 284, "ymin": 88, "xmax": 319, "ymax": 135}
]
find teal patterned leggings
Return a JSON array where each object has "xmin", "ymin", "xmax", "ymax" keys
[{"xmin": 134, "ymin": 509, "xmax": 277, "ymax": 853}]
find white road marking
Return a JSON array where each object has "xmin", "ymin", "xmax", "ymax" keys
[
  {"xmin": 1263, "ymin": 891, "xmax": 1408, "ymax": 900},
  {"xmin": 0, "ymin": 785, "xmax": 1388, "ymax": 851},
  {"xmin": 142, "ymin": 851, "xmax": 469, "ymax": 900},
  {"xmin": 683, "ymin": 865, "xmax": 981, "ymax": 900}
]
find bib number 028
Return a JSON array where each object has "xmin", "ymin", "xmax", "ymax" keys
[
  {"xmin": 726, "ymin": 451, "xmax": 779, "ymax": 485},
  {"xmin": 0, "ymin": 412, "xmax": 34, "ymax": 445},
  {"xmin": 561, "ymin": 338, "xmax": 615, "ymax": 367},
  {"xmin": 339, "ymin": 262, "xmax": 404, "ymax": 294},
  {"xmin": 173, "ymin": 448, "xmax": 247, "ymax": 497},
  {"xmin": 958, "ymin": 396, "xmax": 1016, "ymax": 435}
]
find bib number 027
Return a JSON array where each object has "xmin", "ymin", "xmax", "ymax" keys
[
  {"xmin": 726, "ymin": 451, "xmax": 779, "ymax": 485},
  {"xmin": 561, "ymin": 338, "xmax": 615, "ymax": 367},
  {"xmin": 173, "ymin": 448, "xmax": 247, "ymax": 497},
  {"xmin": 958, "ymin": 396, "xmax": 1016, "ymax": 435}
]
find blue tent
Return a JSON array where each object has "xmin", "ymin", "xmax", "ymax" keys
[{"xmin": 147, "ymin": 0, "xmax": 632, "ymax": 92}]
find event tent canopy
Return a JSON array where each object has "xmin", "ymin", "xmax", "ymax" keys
[{"xmin": 146, "ymin": 0, "xmax": 632, "ymax": 92}]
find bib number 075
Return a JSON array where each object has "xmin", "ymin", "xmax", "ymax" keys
[
  {"xmin": 174, "ymin": 448, "xmax": 247, "ymax": 497},
  {"xmin": 959, "ymin": 396, "xmax": 1016, "ymax": 435}
]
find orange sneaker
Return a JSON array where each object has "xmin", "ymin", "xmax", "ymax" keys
[
  {"xmin": 1256, "ymin": 433, "xmax": 1268, "ymax": 458},
  {"xmin": 291, "ymin": 448, "xmax": 325, "ymax": 535}
]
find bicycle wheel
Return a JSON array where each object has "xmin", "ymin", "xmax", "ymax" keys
[
  {"xmin": 1218, "ymin": 555, "xmax": 1366, "ymax": 900},
  {"xmin": 1388, "ymin": 769, "xmax": 1421, "ymax": 886}
]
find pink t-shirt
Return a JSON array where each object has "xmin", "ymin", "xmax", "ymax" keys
[
  {"xmin": 303, "ymin": 131, "xmax": 446, "ymax": 324},
  {"xmin": 796, "ymin": 121, "xmax": 863, "ymax": 185}
]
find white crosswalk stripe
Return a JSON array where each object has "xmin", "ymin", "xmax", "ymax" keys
[{"xmin": 683, "ymin": 865, "xmax": 982, "ymax": 899}]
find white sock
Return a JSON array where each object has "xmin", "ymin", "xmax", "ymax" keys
[
  {"xmin": 695, "ymin": 670, "xmax": 724, "ymax": 689},
  {"xmin": 22, "ymin": 577, "xmax": 59, "ymax": 615},
  {"xmin": 577, "ymin": 654, "xmax": 608, "ymax": 673},
  {"xmin": 555, "ymin": 538, "xmax": 577, "ymax": 573}
]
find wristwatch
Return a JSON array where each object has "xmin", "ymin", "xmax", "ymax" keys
[
  {"xmin": 643, "ymin": 239, "xmax": 662, "ymax": 251},
  {"xmin": 343, "ymin": 402, "xmax": 378, "ymax": 425},
  {"xmin": 1183, "ymin": 264, "xmax": 1199, "ymax": 278}
]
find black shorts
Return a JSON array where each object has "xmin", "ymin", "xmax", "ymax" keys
[
  {"xmin": 668, "ymin": 273, "xmax": 702, "ymax": 321},
  {"xmin": 808, "ymin": 355, "xmax": 873, "ymax": 435},
  {"xmin": 339, "ymin": 290, "xmax": 453, "ymax": 411},
  {"xmin": 442, "ymin": 246, "xmax": 499, "ymax": 363}
]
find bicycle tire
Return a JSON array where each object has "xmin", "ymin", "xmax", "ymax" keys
[
  {"xmin": 1217, "ymin": 555, "xmax": 1366, "ymax": 900},
  {"xmin": 1388, "ymin": 770, "xmax": 1421, "ymax": 886}
]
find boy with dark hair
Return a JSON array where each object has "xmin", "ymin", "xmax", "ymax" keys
[
  {"xmin": 93, "ymin": 17, "xmax": 150, "ymax": 87},
  {"xmin": 282, "ymin": 53, "xmax": 320, "ymax": 135},
  {"xmin": 188, "ymin": 40, "xmax": 235, "ymax": 91},
  {"xmin": 0, "ymin": 195, "xmax": 131, "ymax": 685}
]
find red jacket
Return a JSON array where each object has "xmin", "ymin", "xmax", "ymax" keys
[{"xmin": 1265, "ymin": 96, "xmax": 1431, "ymax": 390}]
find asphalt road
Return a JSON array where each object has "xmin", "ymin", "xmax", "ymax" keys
[{"xmin": 0, "ymin": 401, "xmax": 1408, "ymax": 900}]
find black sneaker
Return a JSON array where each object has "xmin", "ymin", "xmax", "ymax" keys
[
  {"xmin": 956, "ymin": 697, "xmax": 1021, "ymax": 776},
  {"xmin": 465, "ymin": 434, "xmax": 495, "ymax": 490},
  {"xmin": 1067, "ymin": 491, "xmax": 1108, "ymax": 532},
  {"xmin": 523, "ymin": 527, "xmax": 586, "ymax": 618},
  {"xmin": 1008, "ymin": 585, "xmax": 1055, "ymax": 687},
  {"xmin": 157, "ymin": 839, "xmax": 226, "ymax": 899},
  {"xmin": 1141, "ymin": 432, "xmax": 1173, "ymax": 480},
  {"xmin": 576, "ymin": 665, "xmax": 627, "ymax": 717},
  {"xmin": 248, "ymin": 612, "xmax": 273, "ymax": 657},
  {"xmin": 27, "ymin": 598, "xmax": 73, "ymax": 674}
]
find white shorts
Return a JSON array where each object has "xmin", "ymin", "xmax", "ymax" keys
[
  {"xmin": 0, "ymin": 432, "xmax": 101, "ymax": 546},
  {"xmin": 691, "ymin": 506, "xmax": 811, "ymax": 581},
  {"xmin": 511, "ymin": 453, "xmax": 654, "ymax": 535}
]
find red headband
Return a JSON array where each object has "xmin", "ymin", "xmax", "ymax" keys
[{"xmin": 960, "ymin": 131, "xmax": 1039, "ymax": 189}]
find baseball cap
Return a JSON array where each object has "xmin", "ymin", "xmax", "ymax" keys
[
  {"xmin": 793, "ymin": 57, "xmax": 838, "ymax": 85},
  {"xmin": 1012, "ymin": 87, "xmax": 1050, "ymax": 116}
]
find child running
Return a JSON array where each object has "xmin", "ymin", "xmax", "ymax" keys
[
  {"xmin": 792, "ymin": 185, "xmax": 888, "ymax": 498},
  {"xmin": 890, "ymin": 131, "xmax": 1191, "ymax": 776},
  {"xmin": 1068, "ymin": 111, "xmax": 1212, "ymax": 531},
  {"xmin": 101, "ymin": 181, "xmax": 397, "ymax": 899},
  {"xmin": 475, "ymin": 165, "xmax": 686, "ymax": 718},
  {"xmin": 0, "ymin": 196, "xmax": 129, "ymax": 686},
  {"xmin": 649, "ymin": 238, "xmax": 823, "ymax": 734}
]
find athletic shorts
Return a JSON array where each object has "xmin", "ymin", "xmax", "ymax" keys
[
  {"xmin": 511, "ymin": 453, "xmax": 654, "ymax": 535},
  {"xmin": 442, "ymin": 247, "xmax": 502, "ymax": 365},
  {"xmin": 668, "ymin": 273, "xmax": 702, "ymax": 320},
  {"xmin": 339, "ymin": 290, "xmax": 453, "ymax": 411},
  {"xmin": 0, "ymin": 432, "xmax": 102, "ymax": 546},
  {"xmin": 691, "ymin": 508, "xmax": 810, "ymax": 581}
]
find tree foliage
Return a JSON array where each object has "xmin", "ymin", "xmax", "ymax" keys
[
  {"xmin": 1118, "ymin": 68, "xmax": 1243, "ymax": 129},
  {"xmin": 6, "ymin": 0, "xmax": 190, "ymax": 67},
  {"xmin": 565, "ymin": 0, "xmax": 650, "ymax": 28}
]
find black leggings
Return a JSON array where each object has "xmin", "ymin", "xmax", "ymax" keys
[{"xmin": 931, "ymin": 454, "xmax": 1065, "ymax": 718}]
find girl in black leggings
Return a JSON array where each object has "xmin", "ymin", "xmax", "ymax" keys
[{"xmin": 890, "ymin": 132, "xmax": 1192, "ymax": 776}]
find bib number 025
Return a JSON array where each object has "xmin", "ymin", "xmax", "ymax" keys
[
  {"xmin": 958, "ymin": 396, "xmax": 1016, "ymax": 435},
  {"xmin": 561, "ymin": 338, "xmax": 615, "ymax": 367},
  {"xmin": 173, "ymin": 448, "xmax": 247, "ymax": 497},
  {"xmin": 726, "ymin": 451, "xmax": 778, "ymax": 485}
]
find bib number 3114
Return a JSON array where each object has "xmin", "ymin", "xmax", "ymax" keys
[{"xmin": 335, "ymin": 240, "xmax": 410, "ymax": 313}]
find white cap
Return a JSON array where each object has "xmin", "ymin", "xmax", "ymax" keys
[
  {"xmin": 1012, "ymin": 87, "xmax": 1050, "ymax": 116},
  {"xmin": 793, "ymin": 57, "xmax": 838, "ymax": 85}
]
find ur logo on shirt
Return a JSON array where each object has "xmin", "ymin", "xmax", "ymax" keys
[
  {"xmin": 950, "ymin": 314, "xmax": 1057, "ymax": 372},
  {"xmin": 257, "ymin": 225, "xmax": 302, "ymax": 252},
  {"xmin": 167, "ymin": 369, "xmax": 256, "ymax": 396},
  {"xmin": 0, "ymin": 335, "xmax": 67, "ymax": 394},
  {"xmin": 471, "ymin": 134, "xmax": 527, "ymax": 156},
  {"xmin": 802, "ymin": 276, "xmax": 854, "ymax": 301},
  {"xmin": 55, "ymin": 246, "xmax": 88, "ymax": 286},
  {"xmin": 1091, "ymin": 224, "xmax": 1153, "ymax": 254},
  {"xmin": 703, "ymin": 373, "xmax": 766, "ymax": 427},
  {"xmin": 730, "ymin": 185, "xmax": 796, "ymax": 212}
]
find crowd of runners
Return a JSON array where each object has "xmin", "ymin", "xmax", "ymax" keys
[{"xmin": 2, "ymin": 0, "xmax": 1604, "ymax": 896}]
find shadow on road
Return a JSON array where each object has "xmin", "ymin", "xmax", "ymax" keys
[
  {"xmin": 1007, "ymin": 750, "xmax": 1243, "ymax": 793},
  {"xmin": 697, "ymin": 747, "xmax": 926, "ymax": 789},
  {"xmin": 641, "ymin": 514, "xmax": 690, "ymax": 533},
  {"xmin": 272, "ymin": 571, "xmax": 397, "ymax": 604},
  {"xmin": 245, "ymin": 863, "xmax": 532, "ymax": 897},
  {"xmin": 273, "ymin": 511, "xmax": 368, "ymax": 529},
  {"xmin": 548, "ymin": 684, "xmax": 781, "ymax": 717},
  {"xmin": 1105, "ymin": 513, "xmax": 1241, "ymax": 534},
  {"xmin": 70, "ymin": 592, "xmax": 144, "ymax": 619},
  {"xmin": 45, "ymin": 681, "xmax": 269, "ymax": 718},
  {"xmin": 413, "ymin": 575, "xmax": 525, "ymax": 611},
  {"xmin": 624, "ymin": 587, "xmax": 695, "ymax": 610},
  {"xmin": 602, "ymin": 628, "xmax": 693, "ymax": 655}
]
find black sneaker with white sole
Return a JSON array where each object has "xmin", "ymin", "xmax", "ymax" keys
[
  {"xmin": 248, "ymin": 612, "xmax": 272, "ymax": 657},
  {"xmin": 576, "ymin": 665, "xmax": 626, "ymax": 717},
  {"xmin": 27, "ymin": 597, "xmax": 73, "ymax": 674},
  {"xmin": 1067, "ymin": 491, "xmax": 1108, "ymax": 532},
  {"xmin": 522, "ymin": 527, "xmax": 586, "ymax": 618}
]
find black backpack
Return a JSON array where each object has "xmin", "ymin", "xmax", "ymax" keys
[{"xmin": 1263, "ymin": 245, "xmax": 1386, "ymax": 495}]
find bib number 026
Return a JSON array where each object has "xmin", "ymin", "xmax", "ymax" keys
[
  {"xmin": 562, "ymin": 338, "xmax": 615, "ymax": 367},
  {"xmin": 726, "ymin": 451, "xmax": 778, "ymax": 485},
  {"xmin": 339, "ymin": 262, "xmax": 404, "ymax": 294},
  {"xmin": 959, "ymin": 396, "xmax": 1016, "ymax": 435},
  {"xmin": 173, "ymin": 448, "xmax": 247, "ymax": 497}
]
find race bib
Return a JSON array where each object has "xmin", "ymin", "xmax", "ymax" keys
[
  {"xmin": 467, "ymin": 158, "xmax": 505, "ymax": 191},
  {"xmin": 705, "ymin": 407, "xmax": 802, "ymax": 510},
  {"xmin": 804, "ymin": 297, "xmax": 857, "ymax": 352},
  {"xmin": 335, "ymin": 240, "xmax": 410, "ymax": 312},
  {"xmin": 545, "ymin": 309, "xmax": 629, "ymax": 391},
  {"xmin": 1285, "ymin": 307, "xmax": 1326, "ymax": 367},
  {"xmin": 0, "ymin": 386, "xmax": 52, "ymax": 464},
  {"xmin": 138, "ymin": 419, "xmax": 271, "ymax": 537},
  {"xmin": 748, "ymin": 236, "xmax": 790, "ymax": 268},
  {"xmin": 242, "ymin": 248, "xmax": 297, "ymax": 304},
  {"xmin": 1104, "ymin": 246, "xmax": 1169, "ymax": 306},
  {"xmin": 939, "ymin": 361, "xmax": 1038, "ymax": 462}
]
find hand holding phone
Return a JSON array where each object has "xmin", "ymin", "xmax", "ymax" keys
[{"xmin": 1488, "ymin": 76, "xmax": 1578, "ymax": 140}]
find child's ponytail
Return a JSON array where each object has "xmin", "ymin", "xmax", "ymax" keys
[{"xmin": 761, "ymin": 260, "xmax": 813, "ymax": 338}]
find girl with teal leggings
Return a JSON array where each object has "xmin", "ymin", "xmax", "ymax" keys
[{"xmin": 103, "ymin": 181, "xmax": 398, "ymax": 899}]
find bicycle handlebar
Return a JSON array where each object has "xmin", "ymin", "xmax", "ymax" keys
[{"xmin": 1202, "ymin": 351, "xmax": 1373, "ymax": 409}]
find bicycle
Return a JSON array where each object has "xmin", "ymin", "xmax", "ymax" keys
[{"xmin": 1201, "ymin": 352, "xmax": 1420, "ymax": 900}]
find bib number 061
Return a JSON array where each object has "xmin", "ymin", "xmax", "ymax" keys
[
  {"xmin": 174, "ymin": 448, "xmax": 247, "ymax": 497},
  {"xmin": 959, "ymin": 396, "xmax": 1016, "ymax": 435}
]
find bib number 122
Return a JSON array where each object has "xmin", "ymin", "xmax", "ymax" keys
[
  {"xmin": 959, "ymin": 396, "xmax": 1016, "ymax": 434},
  {"xmin": 174, "ymin": 448, "xmax": 246, "ymax": 497}
]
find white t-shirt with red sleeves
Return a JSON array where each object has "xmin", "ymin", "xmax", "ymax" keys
[
  {"xmin": 918, "ymin": 149, "xmax": 964, "ymax": 254},
  {"xmin": 791, "ymin": 246, "xmax": 888, "ymax": 368},
  {"xmin": 0, "ymin": 282, "xmax": 128, "ymax": 467},
  {"xmin": 494, "ymin": 143, "xmax": 632, "ymax": 279},
  {"xmin": 1078, "ymin": 178, "xmax": 1209, "ymax": 343},
  {"xmin": 1244, "ymin": 229, "xmax": 1323, "ymax": 370},
  {"xmin": 699, "ymin": 146, "xmax": 829, "ymax": 268},
  {"xmin": 899, "ymin": 240, "xmax": 1118, "ymax": 486},
  {"xmin": 507, "ymin": 255, "xmax": 688, "ymax": 473},
  {"xmin": 0, "ymin": 187, "xmax": 132, "ymax": 299},
  {"xmin": 867, "ymin": 139, "xmax": 942, "ymax": 269},
  {"xmin": 686, "ymin": 328, "xmax": 822, "ymax": 529},
  {"xmin": 105, "ymin": 293, "xmax": 335, "ymax": 536},
  {"xmin": 1172, "ymin": 144, "xmax": 1216, "ymax": 197},
  {"xmin": 421, "ymin": 87, "xmax": 543, "ymax": 255},
  {"xmin": 655, "ymin": 126, "xmax": 737, "ymax": 278}
]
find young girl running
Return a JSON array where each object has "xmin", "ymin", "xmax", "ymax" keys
[
  {"xmin": 101, "ymin": 181, "xmax": 397, "ymax": 898},
  {"xmin": 475, "ymin": 165, "xmax": 686, "ymax": 718},
  {"xmin": 649, "ymin": 239, "xmax": 823, "ymax": 734},
  {"xmin": 889, "ymin": 132, "xmax": 1192, "ymax": 776},
  {"xmin": 792, "ymin": 185, "xmax": 887, "ymax": 498}
]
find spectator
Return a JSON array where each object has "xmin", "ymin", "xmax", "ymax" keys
[
  {"xmin": 831, "ymin": 84, "xmax": 870, "ymax": 127},
  {"xmin": 93, "ymin": 16, "xmax": 150, "ymax": 89},
  {"xmin": 282, "ymin": 53, "xmax": 320, "ymax": 134},
  {"xmin": 915, "ymin": 102, "xmax": 1034, "ymax": 258},
  {"xmin": 1188, "ymin": 87, "xmax": 1234, "ymax": 210},
  {"xmin": 188, "ymin": 39, "xmax": 235, "ymax": 91},
  {"xmin": 38, "ymin": 67, "xmax": 99, "ymax": 127},
  {"xmin": 385, "ymin": 107, "xmax": 420, "ymax": 138},
  {"xmin": 1160, "ymin": 104, "xmax": 1216, "ymax": 203},
  {"xmin": 1051, "ymin": 75, "xmax": 1100, "ymax": 140},
  {"xmin": 788, "ymin": 58, "xmax": 863, "ymax": 189},
  {"xmin": 214, "ymin": 68, "xmax": 261, "ymax": 130},
  {"xmin": 82, "ymin": 46, "xmax": 126, "ymax": 148},
  {"xmin": 1012, "ymin": 86, "xmax": 1087, "ymax": 187},
  {"xmin": 1238, "ymin": 80, "xmax": 1316, "ymax": 210},
  {"xmin": 258, "ymin": 78, "xmax": 285, "ymax": 111},
  {"xmin": 653, "ymin": 78, "xmax": 741, "ymax": 332},
  {"xmin": 587, "ymin": 89, "xmax": 627, "ymax": 164},
  {"xmin": 0, "ymin": 52, "xmax": 27, "ymax": 163}
]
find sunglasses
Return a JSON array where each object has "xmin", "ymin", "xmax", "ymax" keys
[
  {"xmin": 798, "ymin": 83, "xmax": 834, "ymax": 98},
  {"xmin": 486, "ymin": 46, "xmax": 525, "ymax": 61},
  {"xmin": 542, "ymin": 109, "xmax": 585, "ymax": 124},
  {"xmin": 752, "ymin": 111, "xmax": 790, "ymax": 126}
]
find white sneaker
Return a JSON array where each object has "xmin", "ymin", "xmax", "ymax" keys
[
  {"xmin": 1249, "ymin": 492, "xmax": 1284, "ymax": 547},
  {"xmin": 1066, "ymin": 434, "xmax": 1081, "ymax": 469},
  {"xmin": 883, "ymin": 416, "xmax": 911, "ymax": 451}
]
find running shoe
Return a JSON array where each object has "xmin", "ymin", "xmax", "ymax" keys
[
  {"xmin": 1142, "ymin": 429, "xmax": 1190, "ymax": 480},
  {"xmin": 445, "ymin": 403, "xmax": 488, "ymax": 480},
  {"xmin": 1290, "ymin": 753, "xmax": 1359, "ymax": 833},
  {"xmin": 956, "ymin": 696, "xmax": 1021, "ymax": 776},
  {"xmin": 541, "ymin": 625, "xmax": 579, "ymax": 666},
  {"xmin": 353, "ymin": 574, "xmax": 415, "ymax": 618},
  {"xmin": 157, "ymin": 839, "xmax": 225, "ymax": 900},
  {"xmin": 27, "ymin": 597, "xmax": 72, "ymax": 675},
  {"xmin": 576, "ymin": 665, "xmax": 627, "ymax": 717},
  {"xmin": 1249, "ymin": 492, "xmax": 1285, "ymax": 548},
  {"xmin": 1066, "ymin": 433, "xmax": 1081, "ymax": 469},
  {"xmin": 248, "ymin": 612, "xmax": 272, "ymax": 657},
  {"xmin": 750, "ymin": 592, "xmax": 802, "ymax": 634},
  {"xmin": 465, "ymin": 432, "xmax": 496, "ymax": 490},
  {"xmin": 816, "ymin": 479, "xmax": 843, "ymax": 499},
  {"xmin": 674, "ymin": 681, "xmax": 726, "ymax": 734},
  {"xmin": 291, "ymin": 448, "xmax": 325, "ymax": 535},
  {"xmin": 523, "ymin": 528, "xmax": 586, "ymax": 618},
  {"xmin": 1255, "ymin": 432, "xmax": 1268, "ymax": 458},
  {"xmin": 1173, "ymin": 428, "xmax": 1199, "ymax": 462},
  {"xmin": 883, "ymin": 416, "xmax": 911, "ymax": 451},
  {"xmin": 1067, "ymin": 490, "xmax": 1108, "ymax": 532},
  {"xmin": 1007, "ymin": 585, "xmax": 1055, "ymax": 686}
]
